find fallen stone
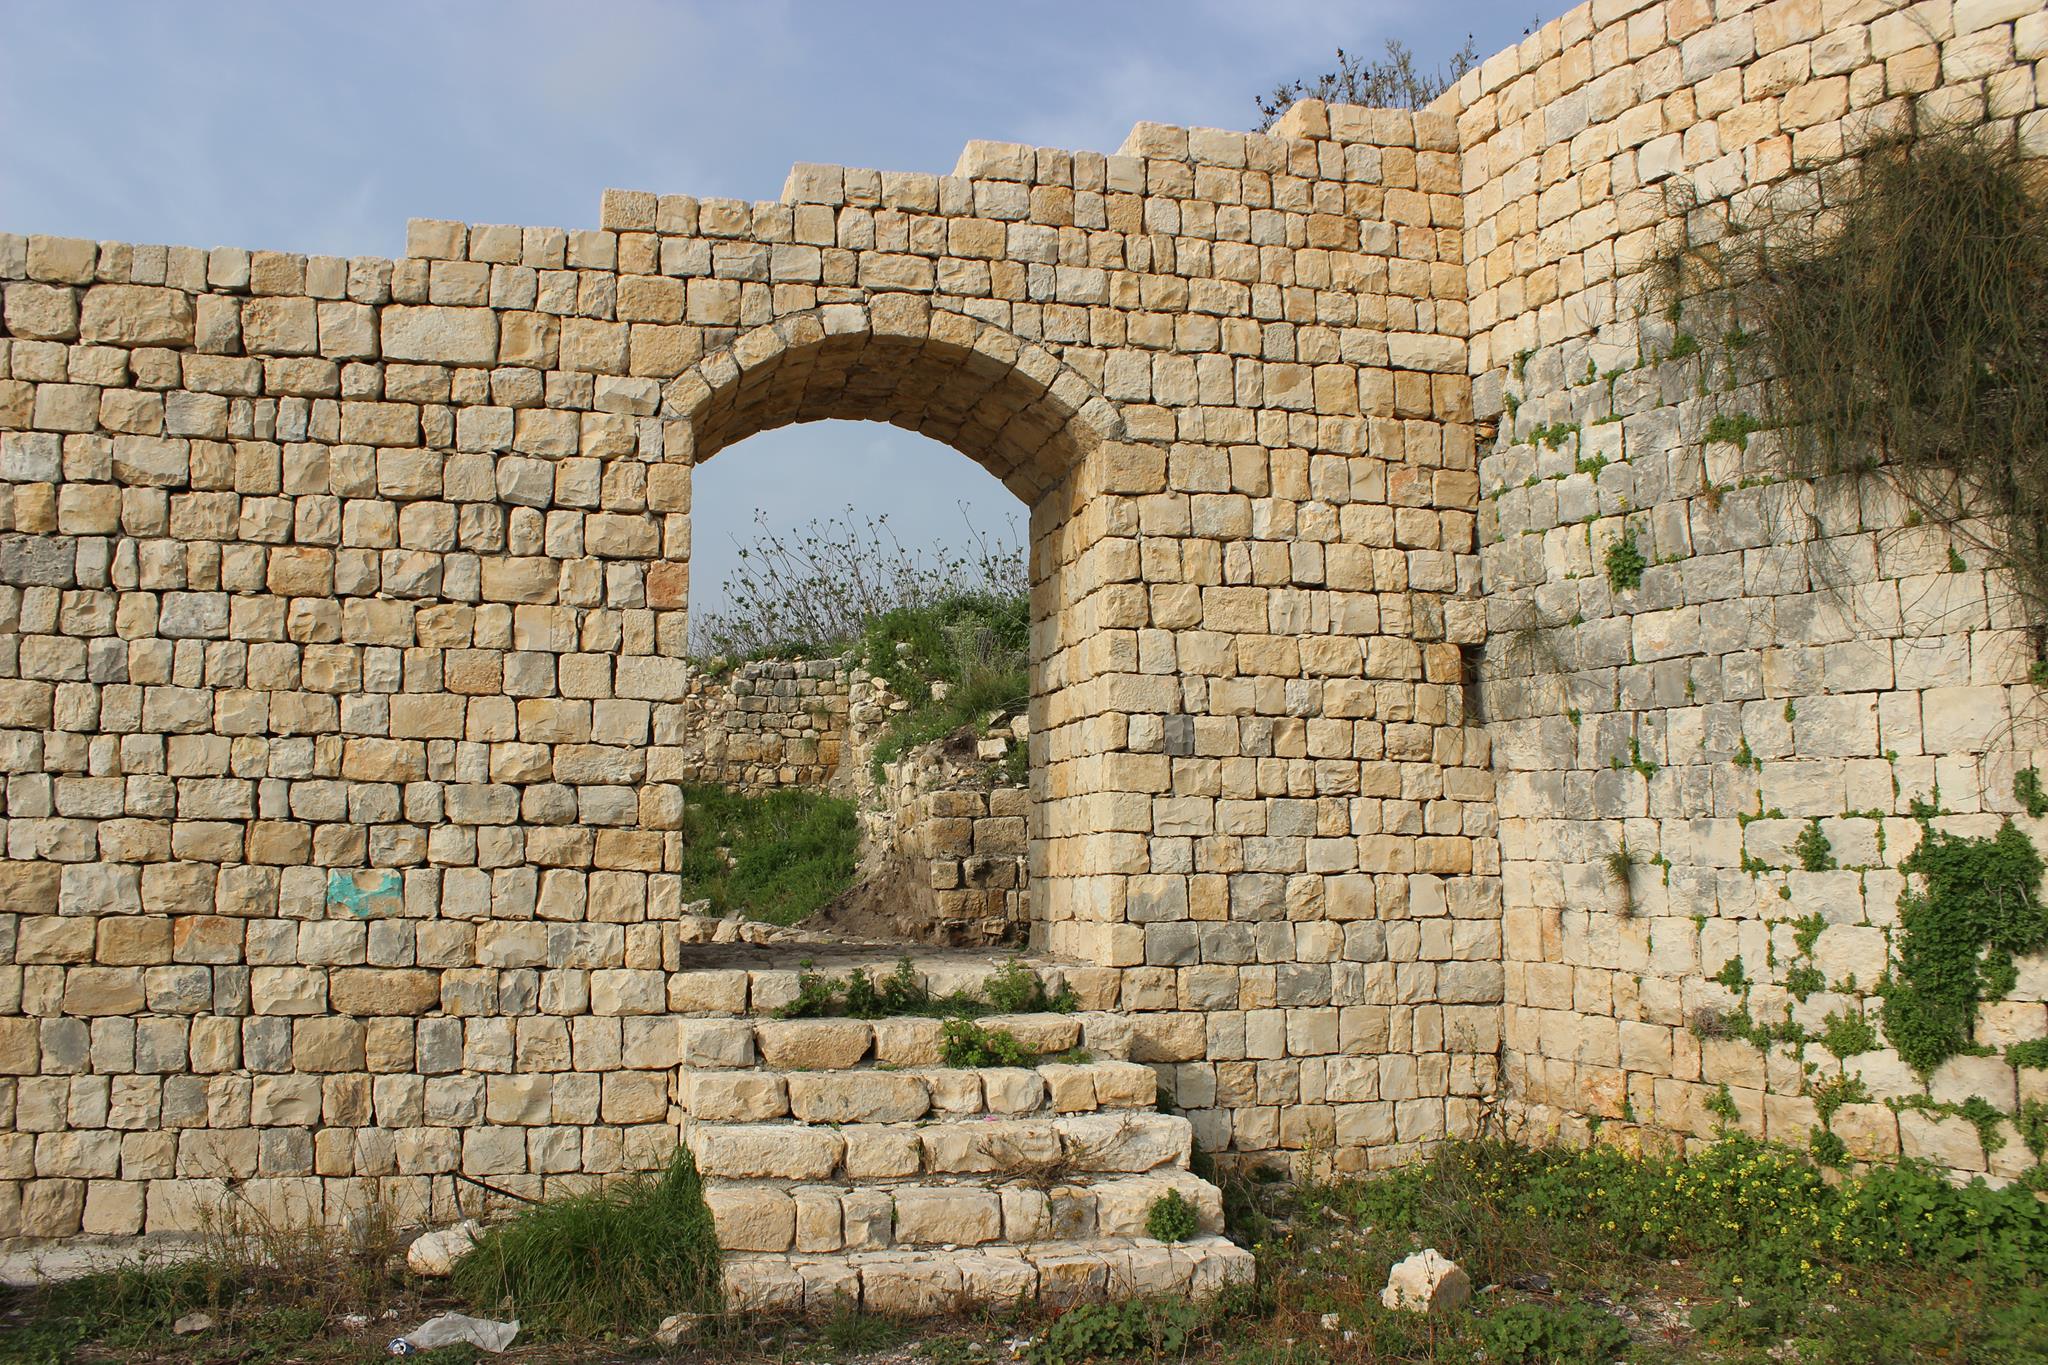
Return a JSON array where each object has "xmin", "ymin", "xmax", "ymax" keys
[
  {"xmin": 1381, "ymin": 1248, "xmax": 1471, "ymax": 1313},
  {"xmin": 406, "ymin": 1220, "xmax": 481, "ymax": 1277}
]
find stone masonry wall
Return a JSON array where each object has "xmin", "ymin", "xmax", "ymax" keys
[
  {"xmin": 11, "ymin": 0, "xmax": 2037, "ymax": 1242},
  {"xmin": 678, "ymin": 657, "xmax": 852, "ymax": 791},
  {"xmin": 1451, "ymin": 0, "xmax": 2048, "ymax": 1172},
  {"xmin": 0, "ymin": 94, "xmax": 1491, "ymax": 1236}
]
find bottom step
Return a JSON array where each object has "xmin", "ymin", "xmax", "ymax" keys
[{"xmin": 722, "ymin": 1235, "xmax": 1254, "ymax": 1316}]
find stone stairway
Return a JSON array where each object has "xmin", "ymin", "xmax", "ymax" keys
[{"xmin": 668, "ymin": 952, "xmax": 1254, "ymax": 1315}]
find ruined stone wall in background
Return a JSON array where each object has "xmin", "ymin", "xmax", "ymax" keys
[{"xmin": 677, "ymin": 657, "xmax": 852, "ymax": 792}]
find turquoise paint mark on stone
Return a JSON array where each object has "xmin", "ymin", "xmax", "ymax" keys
[{"xmin": 327, "ymin": 868, "xmax": 403, "ymax": 918}]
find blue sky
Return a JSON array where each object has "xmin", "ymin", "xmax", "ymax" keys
[{"xmin": 2, "ymin": 1, "xmax": 1540, "ymax": 617}]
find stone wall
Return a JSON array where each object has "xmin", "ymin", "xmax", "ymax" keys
[
  {"xmin": 678, "ymin": 657, "xmax": 852, "ymax": 791},
  {"xmin": 1451, "ymin": 0, "xmax": 2048, "ymax": 1171},
  {"xmin": 0, "ymin": 92, "xmax": 1490, "ymax": 1236},
  {"xmin": 2, "ymin": 0, "xmax": 2041, "ymax": 1241}
]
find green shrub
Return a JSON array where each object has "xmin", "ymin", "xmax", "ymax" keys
[
  {"xmin": 677, "ymin": 784, "xmax": 858, "ymax": 925},
  {"xmin": 1795, "ymin": 817, "xmax": 1838, "ymax": 871},
  {"xmin": 2017, "ymin": 766, "xmax": 2048, "ymax": 819},
  {"xmin": 1145, "ymin": 1188, "xmax": 1200, "ymax": 1244},
  {"xmin": 1027, "ymin": 1299, "xmax": 1206, "ymax": 1365},
  {"xmin": 1604, "ymin": 528, "xmax": 1647, "ymax": 589},
  {"xmin": 1480, "ymin": 1301, "xmax": 1631, "ymax": 1365},
  {"xmin": 1818, "ymin": 1009, "xmax": 1879, "ymax": 1058},
  {"xmin": 1882, "ymin": 817, "xmax": 2048, "ymax": 1073},
  {"xmin": 940, "ymin": 1018, "xmax": 1035, "ymax": 1068},
  {"xmin": 983, "ymin": 959, "xmax": 1077, "ymax": 1014},
  {"xmin": 452, "ymin": 1149, "xmax": 720, "ymax": 1336}
]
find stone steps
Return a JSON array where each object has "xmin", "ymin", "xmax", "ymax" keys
[
  {"xmin": 701, "ymin": 1168, "xmax": 1223, "ymax": 1252},
  {"xmin": 683, "ymin": 1111, "xmax": 1195, "ymax": 1183},
  {"xmin": 681, "ymin": 1056, "xmax": 1158, "ymax": 1124},
  {"xmin": 666, "ymin": 953, "xmax": 1080, "ymax": 1020},
  {"xmin": 719, "ymin": 1235, "xmax": 1256, "ymax": 1315},
  {"xmin": 667, "ymin": 959, "xmax": 1237, "ymax": 1315},
  {"xmin": 679, "ymin": 1010, "xmax": 1132, "ymax": 1071}
]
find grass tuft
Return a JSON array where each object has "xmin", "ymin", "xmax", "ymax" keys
[{"xmin": 451, "ymin": 1150, "xmax": 720, "ymax": 1337}]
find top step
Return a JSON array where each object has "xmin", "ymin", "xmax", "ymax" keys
[{"xmin": 663, "ymin": 944, "xmax": 1085, "ymax": 1019}]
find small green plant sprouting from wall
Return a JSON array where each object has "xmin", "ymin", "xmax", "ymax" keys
[
  {"xmin": 1605, "ymin": 528, "xmax": 1647, "ymax": 590},
  {"xmin": 1880, "ymin": 816, "xmax": 2048, "ymax": 1075},
  {"xmin": 1711, "ymin": 956, "xmax": 1750, "ymax": 990},
  {"xmin": 1733, "ymin": 737, "xmax": 1761, "ymax": 771},
  {"xmin": 1145, "ymin": 1188, "xmax": 1200, "ymax": 1243},
  {"xmin": 1650, "ymin": 119, "xmax": 2048, "ymax": 635},
  {"xmin": 1705, "ymin": 1082, "xmax": 1741, "ymax": 1126},
  {"xmin": 1704, "ymin": 411, "xmax": 1762, "ymax": 451},
  {"xmin": 2016, "ymin": 766, "xmax": 2047, "ymax": 819},
  {"xmin": 1818, "ymin": 1010, "xmax": 1878, "ymax": 1058},
  {"xmin": 2009, "ymin": 1038, "xmax": 2048, "ymax": 1071},
  {"xmin": 1794, "ymin": 818, "xmax": 1837, "ymax": 872},
  {"xmin": 1605, "ymin": 840, "xmax": 1635, "ymax": 917}
]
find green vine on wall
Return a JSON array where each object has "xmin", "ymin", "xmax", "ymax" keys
[{"xmin": 1880, "ymin": 815, "xmax": 2048, "ymax": 1075}]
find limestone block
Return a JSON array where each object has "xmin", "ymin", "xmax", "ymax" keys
[
  {"xmin": 78, "ymin": 285, "xmax": 194, "ymax": 346},
  {"xmin": 920, "ymin": 1120, "xmax": 1061, "ymax": 1175},
  {"xmin": 688, "ymin": 1124, "xmax": 841, "ymax": 1180},
  {"xmin": 893, "ymin": 1187, "xmax": 1001, "ymax": 1245},
  {"xmin": 380, "ymin": 306, "xmax": 498, "ymax": 366},
  {"xmin": 1055, "ymin": 1113, "xmax": 1191, "ymax": 1172},
  {"xmin": 786, "ymin": 1072, "xmax": 928, "ymax": 1123},
  {"xmin": 706, "ymin": 1187, "xmax": 796, "ymax": 1252},
  {"xmin": 1381, "ymin": 1248, "xmax": 1471, "ymax": 1313},
  {"xmin": 842, "ymin": 1126, "xmax": 922, "ymax": 1179},
  {"xmin": 982, "ymin": 1067, "xmax": 1047, "ymax": 1114},
  {"xmin": 841, "ymin": 1188, "xmax": 895, "ymax": 1249},
  {"xmin": 684, "ymin": 1071, "xmax": 788, "ymax": 1122},
  {"xmin": 754, "ymin": 1019, "xmax": 871, "ymax": 1070},
  {"xmin": 871, "ymin": 1017, "xmax": 944, "ymax": 1066},
  {"xmin": 328, "ymin": 969, "xmax": 441, "ymax": 1017},
  {"xmin": 859, "ymin": 1257, "xmax": 962, "ymax": 1316},
  {"xmin": 679, "ymin": 1020, "xmax": 753, "ymax": 1069},
  {"xmin": 721, "ymin": 1257, "xmax": 803, "ymax": 1313}
]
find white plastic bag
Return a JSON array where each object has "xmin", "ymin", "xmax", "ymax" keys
[{"xmin": 387, "ymin": 1313, "xmax": 520, "ymax": 1354}]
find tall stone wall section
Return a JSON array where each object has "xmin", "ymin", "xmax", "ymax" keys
[
  {"xmin": 677, "ymin": 657, "xmax": 852, "ymax": 791},
  {"xmin": 0, "ymin": 102, "xmax": 1491, "ymax": 1236},
  {"xmin": 1452, "ymin": 0, "xmax": 2048, "ymax": 1173}
]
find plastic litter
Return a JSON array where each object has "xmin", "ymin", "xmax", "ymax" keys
[{"xmin": 386, "ymin": 1313, "xmax": 519, "ymax": 1355}]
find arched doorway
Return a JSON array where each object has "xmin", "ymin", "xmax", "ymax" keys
[{"xmin": 659, "ymin": 300, "xmax": 1146, "ymax": 963}]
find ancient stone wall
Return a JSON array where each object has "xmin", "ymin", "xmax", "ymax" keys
[
  {"xmin": 4, "ymin": 0, "xmax": 2041, "ymax": 1243},
  {"xmin": 0, "ymin": 97, "xmax": 1489, "ymax": 1236},
  {"xmin": 1451, "ymin": 0, "xmax": 2048, "ymax": 1172},
  {"xmin": 678, "ymin": 657, "xmax": 852, "ymax": 791}
]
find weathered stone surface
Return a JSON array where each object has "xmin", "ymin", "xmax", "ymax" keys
[
  {"xmin": 78, "ymin": 286, "xmax": 194, "ymax": 346},
  {"xmin": 1382, "ymin": 1249, "xmax": 1470, "ymax": 1313},
  {"xmin": 786, "ymin": 1072, "xmax": 928, "ymax": 1123},
  {"xmin": 755, "ymin": 1020, "xmax": 871, "ymax": 1070}
]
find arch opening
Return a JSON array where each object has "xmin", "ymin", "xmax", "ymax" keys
[{"xmin": 660, "ymin": 305, "xmax": 1126, "ymax": 953}]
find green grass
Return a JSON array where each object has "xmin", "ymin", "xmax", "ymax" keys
[
  {"xmin": 858, "ymin": 591, "xmax": 1029, "ymax": 778},
  {"xmin": 677, "ymin": 783, "xmax": 858, "ymax": 925},
  {"xmin": 451, "ymin": 1149, "xmax": 720, "ymax": 1337}
]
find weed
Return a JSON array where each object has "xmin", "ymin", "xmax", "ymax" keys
[
  {"xmin": 2009, "ymin": 1038, "xmax": 2048, "ymax": 1070},
  {"xmin": 940, "ymin": 1018, "xmax": 1035, "ymax": 1068},
  {"xmin": 1881, "ymin": 816, "xmax": 2048, "ymax": 1073},
  {"xmin": 452, "ymin": 1149, "xmax": 719, "ymax": 1336},
  {"xmin": 2016, "ymin": 766, "xmax": 2047, "ymax": 819},
  {"xmin": 1146, "ymin": 1188, "xmax": 1201, "ymax": 1244},
  {"xmin": 1652, "ymin": 120, "xmax": 2048, "ymax": 634},
  {"xmin": 1480, "ymin": 1301, "xmax": 1631, "ymax": 1365},
  {"xmin": 1818, "ymin": 1009, "xmax": 1878, "ymax": 1059},
  {"xmin": 861, "ymin": 592, "xmax": 1031, "ymax": 778},
  {"xmin": 984, "ymin": 958, "xmax": 1079, "ymax": 1014},
  {"xmin": 1028, "ymin": 1298, "xmax": 1208, "ymax": 1365},
  {"xmin": 1785, "ymin": 964, "xmax": 1824, "ymax": 1000},
  {"xmin": 1795, "ymin": 818, "xmax": 1838, "ymax": 871},
  {"xmin": 1604, "ymin": 841, "xmax": 1635, "ymax": 916},
  {"xmin": 1605, "ymin": 528, "xmax": 1646, "ymax": 589},
  {"xmin": 1704, "ymin": 411, "xmax": 1763, "ymax": 450}
]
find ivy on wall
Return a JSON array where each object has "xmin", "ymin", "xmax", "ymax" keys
[{"xmin": 1881, "ymin": 814, "xmax": 2048, "ymax": 1075}]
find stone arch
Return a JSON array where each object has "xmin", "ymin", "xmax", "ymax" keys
[
  {"xmin": 659, "ymin": 298, "xmax": 1127, "ymax": 505},
  {"xmin": 659, "ymin": 298, "xmax": 1146, "ymax": 957}
]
